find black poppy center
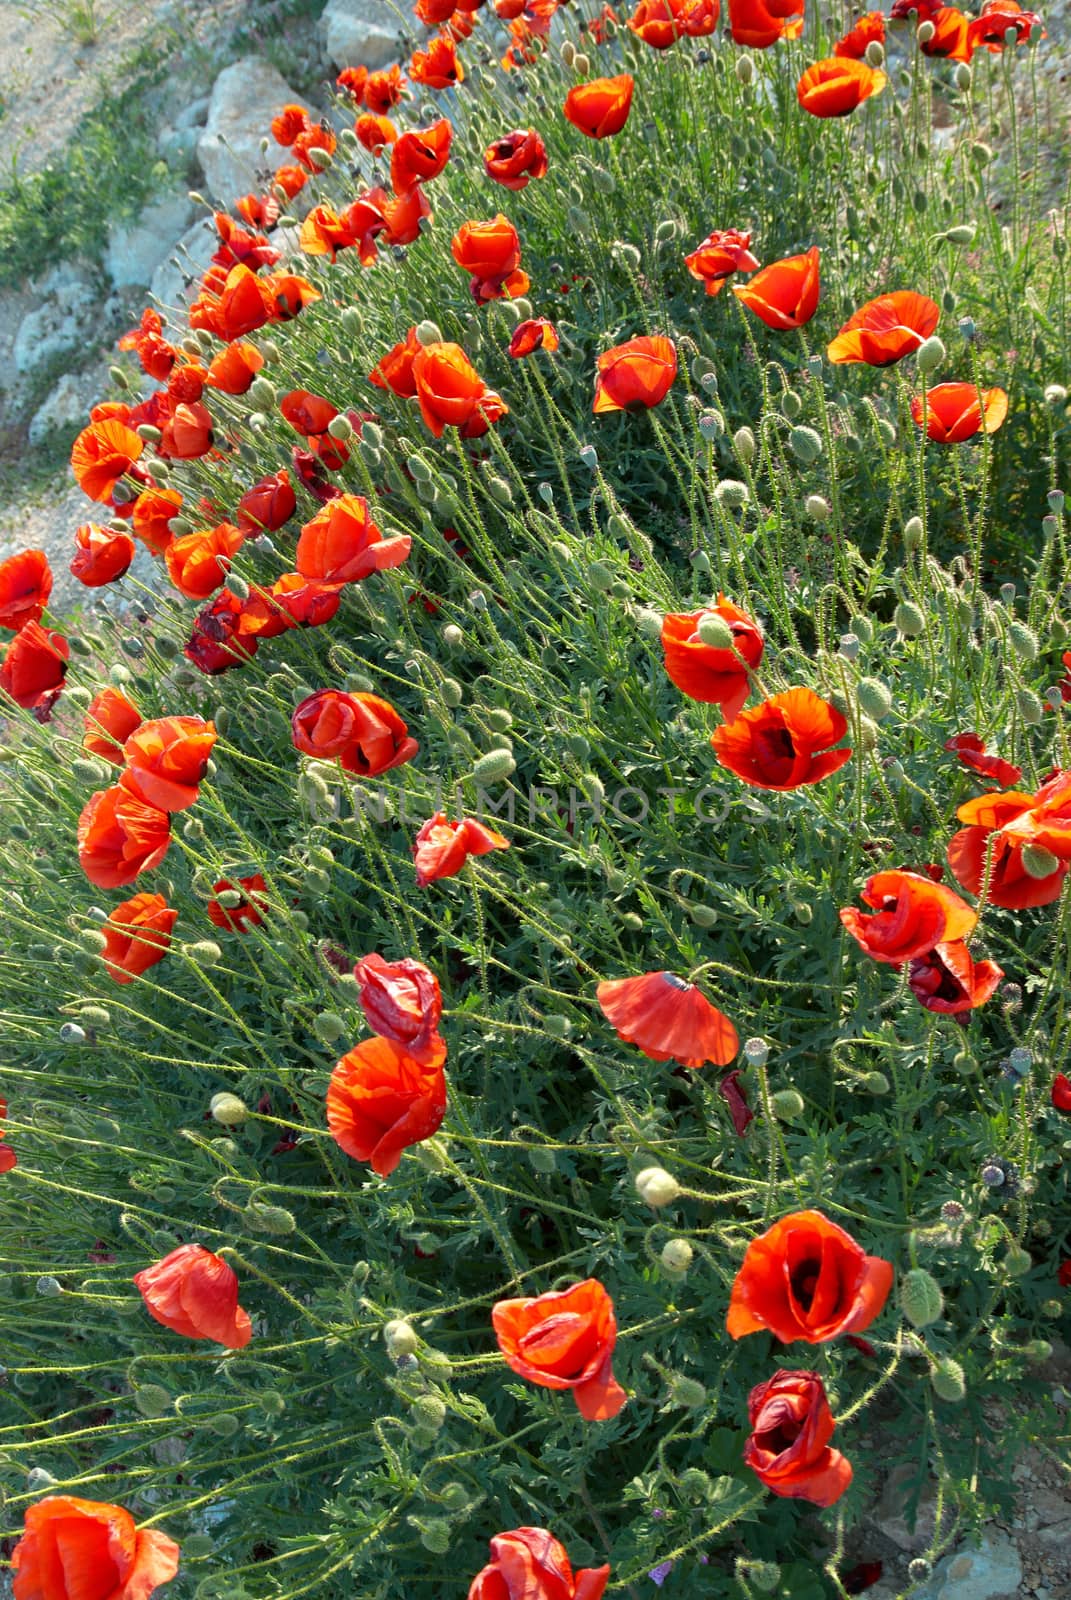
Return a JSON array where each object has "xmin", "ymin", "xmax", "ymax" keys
[{"xmin": 790, "ymin": 1259, "xmax": 822, "ymax": 1310}]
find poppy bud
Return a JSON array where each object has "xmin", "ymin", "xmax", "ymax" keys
[
  {"xmin": 529, "ymin": 1145, "xmax": 556, "ymax": 1174},
  {"xmin": 714, "ymin": 479, "xmax": 750, "ymax": 508},
  {"xmin": 472, "ymin": 749, "xmax": 516, "ymax": 784},
  {"xmin": 856, "ymin": 676, "xmax": 892, "ymax": 721},
  {"xmin": 1016, "ymin": 687, "xmax": 1043, "ymax": 724},
  {"xmin": 660, "ymin": 1238, "xmax": 693, "ymax": 1277},
  {"xmin": 900, "ymin": 1267, "xmax": 944, "ymax": 1327},
  {"xmin": 781, "ymin": 390, "xmax": 802, "ymax": 420},
  {"xmin": 864, "ymin": 39, "xmax": 885, "ymax": 66},
  {"xmin": 411, "ymin": 1394, "xmax": 446, "ymax": 1431},
  {"xmin": 1008, "ymin": 621, "xmax": 1038, "ymax": 661},
  {"xmin": 59, "ymin": 1023, "xmax": 87, "ymax": 1044},
  {"xmin": 1044, "ymin": 384, "xmax": 1068, "ymax": 408},
  {"xmin": 916, "ymin": 18, "xmax": 935, "ymax": 40},
  {"xmin": 134, "ymin": 1383, "xmax": 173, "ymax": 1417},
  {"xmin": 789, "ymin": 426, "xmax": 823, "ymax": 463},
  {"xmin": 314, "ymin": 1011, "xmax": 347, "ymax": 1043},
  {"xmin": 915, "ymin": 336, "xmax": 946, "ymax": 374},
  {"xmin": 136, "ymin": 424, "xmax": 162, "ymax": 444},
  {"xmin": 635, "ymin": 1166, "xmax": 680, "ymax": 1207},
  {"xmin": 698, "ymin": 412, "xmax": 724, "ymax": 441},
  {"xmin": 732, "ymin": 426, "xmax": 756, "ymax": 464},
  {"xmin": 488, "ymin": 477, "xmax": 513, "ymax": 506},
  {"xmin": 574, "ymin": 52, "xmax": 591, "ymax": 72},
  {"xmin": 894, "ymin": 601, "xmax": 925, "ymax": 637},
  {"xmin": 246, "ymin": 1202, "xmax": 297, "ymax": 1233},
  {"xmin": 1004, "ymin": 1244, "xmax": 1032, "ymax": 1276},
  {"xmin": 210, "ymin": 1092, "xmax": 248, "ymax": 1125},
  {"xmin": 416, "ymin": 320, "xmax": 443, "ymax": 346},
  {"xmin": 443, "ymin": 624, "xmax": 464, "ymax": 647},
  {"xmin": 771, "ymin": 1089, "xmax": 806, "ymax": 1120},
  {"xmin": 971, "ymin": 140, "xmax": 993, "ymax": 167},
  {"xmin": 931, "ymin": 1358, "xmax": 966, "ymax": 1403},
  {"xmin": 690, "ymin": 904, "xmax": 718, "ymax": 928},
  {"xmin": 80, "ymin": 1006, "xmax": 111, "ymax": 1029},
  {"xmin": 440, "ymin": 678, "xmax": 463, "ymax": 708},
  {"xmin": 420, "ymin": 1521, "xmax": 452, "ymax": 1554},
  {"xmin": 864, "ymin": 1071, "xmax": 890, "ymax": 1094},
  {"xmin": 736, "ymin": 54, "xmax": 754, "ymax": 85},
  {"xmin": 384, "ymin": 1319, "xmax": 420, "ymax": 1360},
  {"xmin": 183, "ymin": 940, "xmax": 222, "ymax": 966}
]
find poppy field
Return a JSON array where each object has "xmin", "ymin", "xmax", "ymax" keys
[{"xmin": 1, "ymin": 0, "xmax": 1070, "ymax": 1596}]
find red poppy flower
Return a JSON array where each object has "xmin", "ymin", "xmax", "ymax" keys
[
  {"xmin": 627, "ymin": 0, "xmax": 688, "ymax": 48},
  {"xmin": 594, "ymin": 335, "xmax": 677, "ymax": 414},
  {"xmin": 840, "ymin": 869, "xmax": 977, "ymax": 964},
  {"xmin": 210, "ymin": 213, "xmax": 280, "ymax": 273},
  {"xmin": 391, "ymin": 118, "xmax": 452, "ymax": 193},
  {"xmin": 944, "ymin": 732, "xmax": 1022, "ymax": 788},
  {"xmin": 563, "ymin": 74, "xmax": 635, "ymax": 139},
  {"xmin": 292, "ymin": 688, "xmax": 418, "ymax": 777},
  {"xmin": 292, "ymin": 122, "xmax": 337, "ymax": 172},
  {"xmin": 0, "ymin": 548, "xmax": 52, "ymax": 630},
  {"xmin": 165, "ymin": 522, "xmax": 245, "ymax": 601},
  {"xmin": 296, "ymin": 495, "xmax": 411, "ymax": 585},
  {"xmin": 370, "ymin": 328, "xmax": 423, "ymax": 397},
  {"xmin": 77, "ymin": 785, "xmax": 171, "ymax": 889},
  {"xmin": 84, "ymin": 687, "xmax": 141, "ymax": 764},
  {"xmin": 469, "ymin": 1528, "xmax": 609, "ymax": 1600},
  {"xmin": 119, "ymin": 715, "xmax": 217, "ymax": 813},
  {"xmin": 239, "ymin": 574, "xmax": 343, "ymax": 638},
  {"xmin": 907, "ymin": 939, "xmax": 1003, "ymax": 1015},
  {"xmin": 711, "ymin": 687, "xmax": 850, "ymax": 789},
  {"xmin": 727, "ymin": 1210, "xmax": 893, "ymax": 1343},
  {"xmin": 186, "ymin": 589, "xmax": 260, "ymax": 675},
  {"xmin": 660, "ymin": 597, "xmax": 763, "ymax": 718},
  {"xmin": 337, "ymin": 64, "xmax": 368, "ymax": 101},
  {"xmin": 327, "ymin": 1034, "xmax": 447, "ymax": 1177},
  {"xmin": 271, "ymin": 103, "xmax": 310, "ymax": 146},
  {"xmin": 412, "ymin": 342, "xmax": 509, "ymax": 438},
  {"xmin": 380, "ymin": 184, "xmax": 431, "ymax": 246},
  {"xmin": 355, "ymin": 112, "xmax": 398, "ymax": 151},
  {"xmin": 509, "ymin": 318, "xmax": 560, "ymax": 358},
  {"xmin": 1059, "ymin": 1260, "xmax": 1071, "ymax": 1288},
  {"xmin": 0, "ymin": 620, "xmax": 69, "ymax": 710},
  {"xmin": 205, "ymin": 341, "xmax": 264, "ymax": 396},
  {"xmin": 135, "ymin": 1243, "xmax": 252, "ymax": 1347},
  {"xmin": 417, "ymin": 0, "xmax": 458, "ymax": 20},
  {"xmin": 237, "ymin": 469, "xmax": 296, "ymax": 534},
  {"xmin": 235, "ymin": 191, "xmax": 280, "ymax": 229},
  {"xmin": 101, "ymin": 893, "xmax": 178, "ymax": 984},
  {"xmin": 70, "ymin": 524, "xmax": 136, "ymax": 588},
  {"xmin": 834, "ymin": 10, "xmax": 885, "ymax": 55},
  {"xmin": 596, "ymin": 970, "xmax": 738, "ymax": 1068},
  {"xmin": 354, "ymin": 952, "xmax": 444, "ymax": 1061},
  {"xmin": 11, "ymin": 1495, "xmax": 180, "ymax": 1600},
  {"xmin": 131, "ymin": 488, "xmax": 181, "ymax": 556},
  {"xmin": 967, "ymin": 0, "xmax": 1043, "ymax": 49},
  {"xmin": 70, "ymin": 418, "xmax": 144, "ymax": 504},
  {"xmin": 165, "ymin": 362, "xmax": 207, "ymax": 406},
  {"xmin": 948, "ymin": 790, "xmax": 1069, "ymax": 909},
  {"xmin": 413, "ymin": 813, "xmax": 510, "ymax": 885},
  {"xmin": 919, "ymin": 5, "xmax": 973, "ymax": 58},
  {"xmin": 273, "ymin": 162, "xmax": 308, "ymax": 201},
  {"xmin": 733, "ymin": 247, "xmax": 820, "ymax": 330},
  {"xmin": 744, "ymin": 1370, "xmax": 852, "ymax": 1507},
  {"xmin": 997, "ymin": 768, "xmax": 1071, "ymax": 861},
  {"xmin": 0, "ymin": 1097, "xmax": 17, "ymax": 1174},
  {"xmin": 727, "ymin": 0, "xmax": 804, "ymax": 46},
  {"xmin": 827, "ymin": 291, "xmax": 940, "ymax": 366},
  {"xmin": 684, "ymin": 228, "xmax": 760, "ymax": 296},
  {"xmin": 410, "ymin": 33, "xmax": 463, "ymax": 88},
  {"xmin": 207, "ymin": 874, "xmax": 270, "ymax": 932},
  {"xmin": 484, "ymin": 128, "xmax": 549, "ymax": 189},
  {"xmin": 280, "ymin": 390, "xmax": 339, "ymax": 437},
  {"xmin": 365, "ymin": 64, "xmax": 406, "ymax": 113},
  {"xmin": 910, "ymin": 382, "xmax": 1008, "ymax": 442},
  {"xmin": 492, "ymin": 1278, "xmax": 626, "ymax": 1420},
  {"xmin": 1052, "ymin": 1074, "xmax": 1071, "ymax": 1112},
  {"xmin": 797, "ymin": 57, "xmax": 887, "ymax": 116},
  {"xmin": 158, "ymin": 401, "xmax": 215, "ymax": 461},
  {"xmin": 452, "ymin": 215, "xmax": 530, "ymax": 304}
]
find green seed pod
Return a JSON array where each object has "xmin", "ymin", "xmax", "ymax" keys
[
  {"xmin": 894, "ymin": 601, "xmax": 925, "ymax": 637},
  {"xmin": 733, "ymin": 426, "xmax": 756, "ymax": 464},
  {"xmin": 900, "ymin": 1267, "xmax": 944, "ymax": 1327},
  {"xmin": 856, "ymin": 677, "xmax": 892, "ymax": 720},
  {"xmin": 1004, "ymin": 1243, "xmax": 1032, "ymax": 1277},
  {"xmin": 698, "ymin": 411, "xmax": 724, "ymax": 441},
  {"xmin": 931, "ymin": 1357, "xmax": 966, "ymax": 1403},
  {"xmin": 916, "ymin": 335, "xmax": 946, "ymax": 374},
  {"xmin": 635, "ymin": 1167, "xmax": 680, "ymax": 1207},
  {"xmin": 341, "ymin": 307, "xmax": 363, "ymax": 337},
  {"xmin": 771, "ymin": 1088, "xmax": 806, "ymax": 1121},
  {"xmin": 134, "ymin": 1384, "xmax": 173, "ymax": 1418},
  {"xmin": 384, "ymin": 1319, "xmax": 420, "ymax": 1359},
  {"xmin": 36, "ymin": 1276, "xmax": 63, "ymax": 1296},
  {"xmin": 1008, "ymin": 621, "xmax": 1038, "ymax": 661},
  {"xmin": 735, "ymin": 53, "xmax": 754, "ymax": 84},
  {"xmin": 789, "ymin": 426, "xmax": 822, "ymax": 464},
  {"xmin": 314, "ymin": 1012, "xmax": 347, "ymax": 1044},
  {"xmin": 573, "ymin": 51, "xmax": 591, "ymax": 73},
  {"xmin": 660, "ymin": 1238, "xmax": 693, "ymax": 1276},
  {"xmin": 472, "ymin": 749, "xmax": 516, "ymax": 785},
  {"xmin": 865, "ymin": 38, "xmax": 885, "ymax": 66},
  {"xmin": 208, "ymin": 1411, "xmax": 241, "ymax": 1437},
  {"xmin": 714, "ymin": 478, "xmax": 750, "ymax": 509},
  {"xmin": 210, "ymin": 1093, "xmax": 248, "ymax": 1126}
]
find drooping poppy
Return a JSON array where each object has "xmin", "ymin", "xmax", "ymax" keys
[
  {"xmin": 727, "ymin": 1209, "xmax": 893, "ymax": 1343},
  {"xmin": 660, "ymin": 597, "xmax": 763, "ymax": 718},
  {"xmin": 292, "ymin": 688, "xmax": 419, "ymax": 777},
  {"xmin": 412, "ymin": 342, "xmax": 509, "ymax": 438},
  {"xmin": 452, "ymin": 215, "xmax": 530, "ymax": 303},
  {"xmin": 380, "ymin": 184, "xmax": 432, "ymax": 246},
  {"xmin": 291, "ymin": 122, "xmax": 337, "ymax": 173},
  {"xmin": 207, "ymin": 874, "xmax": 270, "ymax": 932},
  {"xmin": 0, "ymin": 548, "xmax": 52, "ymax": 630},
  {"xmin": 594, "ymin": 335, "xmax": 677, "ymax": 414},
  {"xmin": 413, "ymin": 813, "xmax": 511, "ymax": 885},
  {"xmin": 944, "ymin": 732, "xmax": 1022, "ymax": 788},
  {"xmin": 744, "ymin": 1370, "xmax": 853, "ymax": 1507},
  {"xmin": 469, "ymin": 1528, "xmax": 610, "ymax": 1600},
  {"xmin": 827, "ymin": 291, "xmax": 940, "ymax": 366},
  {"xmin": 165, "ymin": 362, "xmax": 207, "ymax": 405},
  {"xmin": 354, "ymin": 952, "xmax": 444, "ymax": 1061},
  {"xmin": 711, "ymin": 686, "xmax": 850, "ymax": 789},
  {"xmin": 119, "ymin": 715, "xmax": 217, "ymax": 813},
  {"xmin": 797, "ymin": 57, "xmax": 887, "ymax": 116},
  {"xmin": 370, "ymin": 328, "xmax": 423, "ymax": 397},
  {"xmin": 596, "ymin": 970, "xmax": 739, "ymax": 1068},
  {"xmin": 391, "ymin": 118, "xmax": 452, "ymax": 193},
  {"xmin": 77, "ymin": 785, "xmax": 171, "ymax": 889},
  {"xmin": 684, "ymin": 228, "xmax": 760, "ymax": 296},
  {"xmin": 70, "ymin": 524, "xmax": 136, "ymax": 588},
  {"xmin": 733, "ymin": 247, "xmax": 820, "ymax": 330},
  {"xmin": 11, "ymin": 1495, "xmax": 180, "ymax": 1600},
  {"xmin": 296, "ymin": 495, "xmax": 412, "ymax": 585},
  {"xmin": 834, "ymin": 10, "xmax": 885, "ymax": 55},
  {"xmin": 135, "ymin": 1243, "xmax": 252, "ymax": 1347},
  {"xmin": 101, "ymin": 893, "xmax": 178, "ymax": 984},
  {"xmin": 839, "ymin": 869, "xmax": 977, "ymax": 964},
  {"xmin": 239, "ymin": 573, "xmax": 343, "ymax": 637},
  {"xmin": 337, "ymin": 64, "xmax": 369, "ymax": 101},
  {"xmin": 509, "ymin": 318, "xmax": 560, "ymax": 358},
  {"xmin": 910, "ymin": 382, "xmax": 1008, "ymax": 442},
  {"xmin": 326, "ymin": 1034, "xmax": 448, "ymax": 1177},
  {"xmin": 185, "ymin": 589, "xmax": 260, "ymax": 675},
  {"xmin": 237, "ymin": 469, "xmax": 296, "ymax": 534},
  {"xmin": 947, "ymin": 790, "xmax": 1069, "ymax": 908},
  {"xmin": 410, "ymin": 33, "xmax": 463, "ymax": 88},
  {"xmin": 919, "ymin": 5, "xmax": 973, "ymax": 59},
  {"xmin": 0, "ymin": 620, "xmax": 69, "ymax": 711},
  {"xmin": 84, "ymin": 686, "xmax": 141, "ymax": 764},
  {"xmin": 355, "ymin": 112, "xmax": 398, "ymax": 151},
  {"xmin": 131, "ymin": 487, "xmax": 182, "ymax": 556},
  {"xmin": 165, "ymin": 522, "xmax": 245, "ymax": 601},
  {"xmin": 563, "ymin": 74, "xmax": 635, "ymax": 138},
  {"xmin": 492, "ymin": 1278, "xmax": 627, "ymax": 1421},
  {"xmin": 907, "ymin": 940, "xmax": 1003, "ymax": 1015},
  {"xmin": 484, "ymin": 128, "xmax": 549, "ymax": 189},
  {"xmin": 70, "ymin": 418, "xmax": 144, "ymax": 504}
]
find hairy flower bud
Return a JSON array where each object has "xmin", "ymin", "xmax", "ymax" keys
[
  {"xmin": 900, "ymin": 1267, "xmax": 944, "ymax": 1327},
  {"xmin": 635, "ymin": 1167, "xmax": 680, "ymax": 1207},
  {"xmin": 856, "ymin": 677, "xmax": 892, "ymax": 721},
  {"xmin": 931, "ymin": 1357, "xmax": 966, "ymax": 1403},
  {"xmin": 384, "ymin": 1319, "xmax": 420, "ymax": 1360},
  {"xmin": 660, "ymin": 1238, "xmax": 693, "ymax": 1276},
  {"xmin": 210, "ymin": 1093, "xmax": 248, "ymax": 1126},
  {"xmin": 894, "ymin": 601, "xmax": 925, "ymax": 638},
  {"xmin": 916, "ymin": 335, "xmax": 946, "ymax": 374}
]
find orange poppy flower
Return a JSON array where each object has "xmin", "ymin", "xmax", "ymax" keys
[
  {"xmin": 273, "ymin": 162, "xmax": 308, "ymax": 199},
  {"xmin": 70, "ymin": 418, "xmax": 144, "ymax": 504},
  {"xmin": 264, "ymin": 269, "xmax": 322, "ymax": 323},
  {"xmin": 417, "ymin": 0, "xmax": 458, "ymax": 22},
  {"xmin": 70, "ymin": 524, "xmax": 136, "ymax": 588},
  {"xmin": 299, "ymin": 201, "xmax": 362, "ymax": 263},
  {"xmin": 711, "ymin": 686, "xmax": 850, "ymax": 789},
  {"xmin": 492, "ymin": 1279, "xmax": 627, "ymax": 1421},
  {"xmin": 733, "ymin": 247, "xmax": 820, "ymax": 330},
  {"xmin": 158, "ymin": 400, "xmax": 214, "ymax": 461},
  {"xmin": 563, "ymin": 74, "xmax": 634, "ymax": 138},
  {"xmin": 596, "ymin": 970, "xmax": 739, "ymax": 1068},
  {"xmin": 910, "ymin": 382, "xmax": 1008, "ymax": 442},
  {"xmin": 410, "ymin": 33, "xmax": 463, "ymax": 87},
  {"xmin": 0, "ymin": 619, "xmax": 69, "ymax": 710},
  {"xmin": 235, "ymin": 191, "xmax": 280, "ymax": 228},
  {"xmin": 594, "ymin": 335, "xmax": 677, "ymax": 414},
  {"xmin": 166, "ymin": 362, "xmax": 207, "ymax": 406},
  {"xmin": 412, "ymin": 341, "xmax": 509, "ymax": 439},
  {"xmin": 135, "ymin": 1243, "xmax": 252, "ymax": 1347},
  {"xmin": 827, "ymin": 290, "xmax": 940, "ymax": 366},
  {"xmin": 327, "ymin": 1034, "xmax": 448, "ymax": 1177},
  {"xmin": 919, "ymin": 5, "xmax": 973, "ymax": 58},
  {"xmin": 627, "ymin": 0, "xmax": 686, "ymax": 47},
  {"xmin": 744, "ymin": 1371, "xmax": 852, "ymax": 1507},
  {"xmin": 947, "ymin": 790, "xmax": 1068, "ymax": 909},
  {"xmin": 239, "ymin": 573, "xmax": 341, "ymax": 638},
  {"xmin": 355, "ymin": 112, "xmax": 398, "ymax": 151},
  {"xmin": 280, "ymin": 390, "xmax": 338, "ymax": 437},
  {"xmin": 797, "ymin": 57, "xmax": 887, "ymax": 116},
  {"xmin": 727, "ymin": 0, "xmax": 804, "ymax": 46},
  {"xmin": 130, "ymin": 488, "xmax": 181, "ymax": 556},
  {"xmin": 0, "ymin": 548, "xmax": 52, "ymax": 631},
  {"xmin": 0, "ymin": 1098, "xmax": 16, "ymax": 1174},
  {"xmin": 944, "ymin": 731, "xmax": 1022, "ymax": 789},
  {"xmin": 118, "ymin": 307, "xmax": 178, "ymax": 381},
  {"xmin": 84, "ymin": 686, "xmax": 141, "ymax": 764},
  {"xmin": 354, "ymin": 952, "xmax": 444, "ymax": 1062},
  {"xmin": 101, "ymin": 892, "xmax": 178, "ymax": 984},
  {"xmin": 207, "ymin": 873, "xmax": 270, "ymax": 932},
  {"xmin": 292, "ymin": 122, "xmax": 337, "ymax": 172},
  {"xmin": 337, "ymin": 64, "xmax": 368, "ymax": 101},
  {"xmin": 165, "ymin": 523, "xmax": 245, "ymax": 601},
  {"xmin": 660, "ymin": 597, "xmax": 763, "ymax": 718},
  {"xmin": 967, "ymin": 0, "xmax": 1043, "ymax": 49},
  {"xmin": 11, "ymin": 1495, "xmax": 180, "ymax": 1600},
  {"xmin": 205, "ymin": 341, "xmax": 264, "ymax": 395},
  {"xmin": 391, "ymin": 118, "xmax": 453, "ymax": 192},
  {"xmin": 380, "ymin": 183, "xmax": 431, "ymax": 247},
  {"xmin": 77, "ymin": 785, "xmax": 171, "ymax": 889},
  {"xmin": 237, "ymin": 469, "xmax": 296, "ymax": 534},
  {"xmin": 296, "ymin": 495, "xmax": 412, "ymax": 585},
  {"xmin": 119, "ymin": 715, "xmax": 217, "ymax": 813},
  {"xmin": 839, "ymin": 869, "xmax": 977, "ymax": 964},
  {"xmin": 292, "ymin": 688, "xmax": 419, "ymax": 777},
  {"xmin": 370, "ymin": 328, "xmax": 423, "ymax": 397},
  {"xmin": 413, "ymin": 814, "xmax": 510, "ymax": 885},
  {"xmin": 834, "ymin": 8, "xmax": 885, "ymax": 54},
  {"xmin": 469, "ymin": 1528, "xmax": 610, "ymax": 1600},
  {"xmin": 509, "ymin": 318, "xmax": 560, "ymax": 358},
  {"xmin": 907, "ymin": 939, "xmax": 1003, "ymax": 1015},
  {"xmin": 365, "ymin": 64, "xmax": 406, "ymax": 114},
  {"xmin": 271, "ymin": 103, "xmax": 310, "ymax": 146},
  {"xmin": 998, "ymin": 768, "xmax": 1071, "ymax": 860},
  {"xmin": 728, "ymin": 1209, "xmax": 893, "ymax": 1343},
  {"xmin": 684, "ymin": 228, "xmax": 760, "ymax": 296},
  {"xmin": 484, "ymin": 128, "xmax": 548, "ymax": 190},
  {"xmin": 452, "ymin": 214, "xmax": 530, "ymax": 303}
]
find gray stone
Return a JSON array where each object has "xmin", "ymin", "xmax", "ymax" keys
[
  {"xmin": 106, "ymin": 191, "xmax": 197, "ymax": 289},
  {"xmin": 149, "ymin": 217, "xmax": 219, "ymax": 314},
  {"xmin": 175, "ymin": 94, "xmax": 211, "ymax": 132},
  {"xmin": 874, "ymin": 1461, "xmax": 940, "ymax": 1552},
  {"xmin": 157, "ymin": 125, "xmax": 201, "ymax": 177},
  {"xmin": 914, "ymin": 1530, "xmax": 1022, "ymax": 1600},
  {"xmin": 197, "ymin": 57, "xmax": 311, "ymax": 205},
  {"xmin": 13, "ymin": 275, "xmax": 97, "ymax": 377},
  {"xmin": 28, "ymin": 370, "xmax": 102, "ymax": 447},
  {"xmin": 320, "ymin": 0, "xmax": 404, "ymax": 71}
]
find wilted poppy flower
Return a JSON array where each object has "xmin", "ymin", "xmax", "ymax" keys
[
  {"xmin": 410, "ymin": 33, "xmax": 463, "ymax": 87},
  {"xmin": 355, "ymin": 112, "xmax": 398, "ymax": 151},
  {"xmin": 101, "ymin": 893, "xmax": 178, "ymax": 984},
  {"xmin": 797, "ymin": 57, "xmax": 887, "ymax": 116},
  {"xmin": 135, "ymin": 1243, "xmax": 252, "ymax": 1347},
  {"xmin": 412, "ymin": 342, "xmax": 509, "ymax": 439},
  {"xmin": 968, "ymin": 0, "xmax": 1043, "ymax": 49},
  {"xmin": 186, "ymin": 589, "xmax": 260, "ymax": 675},
  {"xmin": 594, "ymin": 335, "xmax": 677, "ymax": 415},
  {"xmin": 469, "ymin": 1527, "xmax": 609, "ymax": 1600},
  {"xmin": 509, "ymin": 318, "xmax": 560, "ymax": 358},
  {"xmin": 84, "ymin": 686, "xmax": 141, "ymax": 764},
  {"xmin": 77, "ymin": 785, "xmax": 171, "ymax": 889},
  {"xmin": 237, "ymin": 469, "xmax": 296, "ymax": 534},
  {"xmin": 0, "ymin": 1097, "xmax": 16, "ymax": 1174},
  {"xmin": 296, "ymin": 495, "xmax": 412, "ymax": 585},
  {"xmin": 733, "ymin": 247, "xmax": 820, "ymax": 330},
  {"xmin": 563, "ymin": 74, "xmax": 634, "ymax": 138},
  {"xmin": 292, "ymin": 688, "xmax": 418, "ymax": 777},
  {"xmin": 684, "ymin": 228, "xmax": 760, "ymax": 296},
  {"xmin": 0, "ymin": 548, "xmax": 52, "ymax": 630},
  {"xmin": 365, "ymin": 64, "xmax": 406, "ymax": 113},
  {"xmin": 492, "ymin": 1278, "xmax": 627, "ymax": 1421},
  {"xmin": 327, "ymin": 1034, "xmax": 447, "ymax": 1177},
  {"xmin": 239, "ymin": 573, "xmax": 343, "ymax": 637},
  {"xmin": 911, "ymin": 382, "xmax": 1008, "ymax": 441},
  {"xmin": 907, "ymin": 940, "xmax": 1003, "ymax": 1015},
  {"xmin": 660, "ymin": 597, "xmax": 763, "ymax": 718},
  {"xmin": 207, "ymin": 874, "xmax": 269, "ymax": 932},
  {"xmin": 70, "ymin": 418, "xmax": 144, "ymax": 504},
  {"xmin": 484, "ymin": 128, "xmax": 549, "ymax": 190},
  {"xmin": 727, "ymin": 1210, "xmax": 893, "ymax": 1343},
  {"xmin": 165, "ymin": 522, "xmax": 245, "ymax": 601},
  {"xmin": 1052, "ymin": 1074, "xmax": 1071, "ymax": 1112},
  {"xmin": 948, "ymin": 790, "xmax": 1069, "ymax": 909},
  {"xmin": 452, "ymin": 215, "xmax": 530, "ymax": 303},
  {"xmin": 919, "ymin": 5, "xmax": 973, "ymax": 57},
  {"xmin": 834, "ymin": 9, "xmax": 885, "ymax": 54},
  {"xmin": 413, "ymin": 813, "xmax": 510, "ymax": 885},
  {"xmin": 728, "ymin": 0, "xmax": 804, "ymax": 46},
  {"xmin": 370, "ymin": 328, "xmax": 423, "ymax": 397},
  {"xmin": 0, "ymin": 620, "xmax": 69, "ymax": 710},
  {"xmin": 945, "ymin": 732, "xmax": 1022, "ymax": 788},
  {"xmin": 70, "ymin": 524, "xmax": 136, "ymax": 588},
  {"xmin": 206, "ymin": 341, "xmax": 264, "ymax": 395},
  {"xmin": 827, "ymin": 291, "xmax": 940, "ymax": 366},
  {"xmin": 840, "ymin": 869, "xmax": 977, "ymax": 964},
  {"xmin": 744, "ymin": 1370, "xmax": 852, "ymax": 1507},
  {"xmin": 355, "ymin": 952, "xmax": 444, "ymax": 1061},
  {"xmin": 596, "ymin": 970, "xmax": 739, "ymax": 1068},
  {"xmin": 131, "ymin": 487, "xmax": 182, "ymax": 556},
  {"xmin": 11, "ymin": 1495, "xmax": 180, "ymax": 1600},
  {"xmin": 391, "ymin": 118, "xmax": 452, "ymax": 192},
  {"xmin": 120, "ymin": 716, "xmax": 217, "ymax": 813},
  {"xmin": 711, "ymin": 686, "xmax": 850, "ymax": 790}
]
